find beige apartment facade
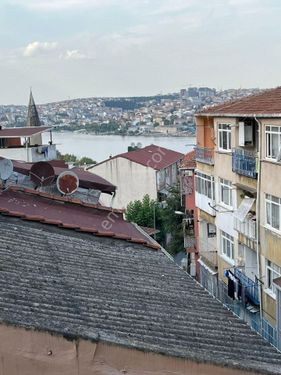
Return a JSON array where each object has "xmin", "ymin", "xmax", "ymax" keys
[{"xmin": 194, "ymin": 88, "xmax": 281, "ymax": 349}]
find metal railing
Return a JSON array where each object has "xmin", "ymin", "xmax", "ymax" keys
[
  {"xmin": 232, "ymin": 148, "xmax": 257, "ymax": 178},
  {"xmin": 195, "ymin": 146, "xmax": 214, "ymax": 165},
  {"xmin": 234, "ymin": 217, "xmax": 256, "ymax": 240},
  {"xmin": 234, "ymin": 268, "xmax": 260, "ymax": 305}
]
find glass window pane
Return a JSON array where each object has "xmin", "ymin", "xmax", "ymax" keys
[{"xmin": 272, "ymin": 203, "xmax": 280, "ymax": 229}]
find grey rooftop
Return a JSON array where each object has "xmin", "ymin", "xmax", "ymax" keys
[{"xmin": 0, "ymin": 216, "xmax": 281, "ymax": 374}]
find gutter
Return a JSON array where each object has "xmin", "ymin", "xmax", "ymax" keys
[
  {"xmin": 195, "ymin": 113, "xmax": 281, "ymax": 118},
  {"xmin": 254, "ymin": 116, "xmax": 263, "ymax": 325}
]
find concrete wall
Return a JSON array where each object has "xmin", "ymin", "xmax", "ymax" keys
[
  {"xmin": 0, "ymin": 324, "xmax": 264, "ymax": 375},
  {"xmin": 89, "ymin": 157, "xmax": 157, "ymax": 209}
]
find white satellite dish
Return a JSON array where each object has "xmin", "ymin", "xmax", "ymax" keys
[
  {"xmin": 0, "ymin": 159, "xmax": 13, "ymax": 181},
  {"xmin": 137, "ymin": 142, "xmax": 142, "ymax": 149},
  {"xmin": 131, "ymin": 142, "xmax": 135, "ymax": 148},
  {"xmin": 56, "ymin": 170, "xmax": 79, "ymax": 195}
]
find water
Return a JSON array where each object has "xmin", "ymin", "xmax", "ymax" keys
[{"xmin": 43, "ymin": 132, "xmax": 196, "ymax": 162}]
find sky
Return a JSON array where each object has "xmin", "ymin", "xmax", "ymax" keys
[{"xmin": 1, "ymin": 0, "xmax": 281, "ymax": 104}]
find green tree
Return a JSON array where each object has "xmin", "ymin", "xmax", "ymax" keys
[
  {"xmin": 57, "ymin": 151, "xmax": 78, "ymax": 163},
  {"xmin": 79, "ymin": 157, "xmax": 96, "ymax": 165},
  {"xmin": 126, "ymin": 194, "xmax": 156, "ymax": 228},
  {"xmin": 161, "ymin": 184, "xmax": 184, "ymax": 255}
]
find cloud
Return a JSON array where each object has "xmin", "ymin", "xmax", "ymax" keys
[
  {"xmin": 23, "ymin": 41, "xmax": 58, "ymax": 57},
  {"xmin": 62, "ymin": 50, "xmax": 87, "ymax": 60},
  {"xmin": 8, "ymin": 0, "xmax": 114, "ymax": 11}
]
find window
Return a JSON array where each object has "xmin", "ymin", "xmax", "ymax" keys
[
  {"xmin": 266, "ymin": 260, "xmax": 281, "ymax": 297},
  {"xmin": 219, "ymin": 178, "xmax": 233, "ymax": 207},
  {"xmin": 218, "ymin": 123, "xmax": 231, "ymax": 151},
  {"xmin": 221, "ymin": 231, "xmax": 234, "ymax": 261},
  {"xmin": 265, "ymin": 193, "xmax": 281, "ymax": 232},
  {"xmin": 195, "ymin": 171, "xmax": 215, "ymax": 200},
  {"xmin": 266, "ymin": 126, "xmax": 281, "ymax": 160}
]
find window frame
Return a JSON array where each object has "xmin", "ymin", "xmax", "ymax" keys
[
  {"xmin": 195, "ymin": 171, "xmax": 215, "ymax": 200},
  {"xmin": 265, "ymin": 125, "xmax": 281, "ymax": 161},
  {"xmin": 221, "ymin": 230, "xmax": 234, "ymax": 262},
  {"xmin": 219, "ymin": 178, "xmax": 233, "ymax": 208},
  {"xmin": 265, "ymin": 193, "xmax": 281, "ymax": 233},
  {"xmin": 266, "ymin": 260, "xmax": 281, "ymax": 298},
  {"xmin": 218, "ymin": 123, "xmax": 232, "ymax": 152}
]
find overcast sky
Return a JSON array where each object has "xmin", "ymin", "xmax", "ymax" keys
[{"xmin": 1, "ymin": 0, "xmax": 281, "ymax": 104}]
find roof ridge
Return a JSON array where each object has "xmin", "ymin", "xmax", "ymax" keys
[
  {"xmin": 8, "ymin": 185, "xmax": 124, "ymax": 214},
  {"xmin": 197, "ymin": 87, "xmax": 280, "ymax": 116}
]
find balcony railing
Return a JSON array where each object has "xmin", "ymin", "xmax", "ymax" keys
[
  {"xmin": 234, "ymin": 268, "xmax": 260, "ymax": 305},
  {"xmin": 195, "ymin": 146, "xmax": 214, "ymax": 165},
  {"xmin": 200, "ymin": 250, "xmax": 218, "ymax": 269},
  {"xmin": 232, "ymin": 148, "xmax": 257, "ymax": 179},
  {"xmin": 234, "ymin": 216, "xmax": 256, "ymax": 240}
]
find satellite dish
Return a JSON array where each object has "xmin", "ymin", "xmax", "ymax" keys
[
  {"xmin": 0, "ymin": 159, "xmax": 13, "ymax": 181},
  {"xmin": 56, "ymin": 170, "xmax": 79, "ymax": 195},
  {"xmin": 131, "ymin": 142, "xmax": 135, "ymax": 148},
  {"xmin": 137, "ymin": 142, "xmax": 142, "ymax": 149},
  {"xmin": 30, "ymin": 161, "xmax": 55, "ymax": 187}
]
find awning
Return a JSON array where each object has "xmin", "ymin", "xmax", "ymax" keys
[{"xmin": 234, "ymin": 198, "xmax": 255, "ymax": 222}]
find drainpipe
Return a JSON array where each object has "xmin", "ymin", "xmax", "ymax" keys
[
  {"xmin": 25, "ymin": 137, "xmax": 29, "ymax": 162},
  {"xmin": 254, "ymin": 116, "xmax": 263, "ymax": 326}
]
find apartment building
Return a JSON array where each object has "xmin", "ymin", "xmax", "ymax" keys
[{"xmin": 194, "ymin": 87, "xmax": 281, "ymax": 349}]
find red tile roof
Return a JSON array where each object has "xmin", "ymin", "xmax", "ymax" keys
[
  {"xmin": 197, "ymin": 87, "xmax": 281, "ymax": 117},
  {"xmin": 0, "ymin": 126, "xmax": 51, "ymax": 138},
  {"xmin": 95, "ymin": 144, "xmax": 184, "ymax": 171},
  {"xmin": 0, "ymin": 188, "xmax": 160, "ymax": 250},
  {"xmin": 180, "ymin": 150, "xmax": 196, "ymax": 169}
]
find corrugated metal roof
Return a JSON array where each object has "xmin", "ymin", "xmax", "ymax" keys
[
  {"xmin": 0, "ymin": 188, "xmax": 157, "ymax": 249},
  {"xmin": 12, "ymin": 160, "xmax": 116, "ymax": 194},
  {"xmin": 94, "ymin": 144, "xmax": 184, "ymax": 171}
]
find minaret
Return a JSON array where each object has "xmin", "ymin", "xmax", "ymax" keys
[{"xmin": 27, "ymin": 90, "xmax": 41, "ymax": 127}]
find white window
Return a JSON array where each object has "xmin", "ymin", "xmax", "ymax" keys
[
  {"xmin": 219, "ymin": 178, "xmax": 233, "ymax": 207},
  {"xmin": 221, "ymin": 231, "xmax": 234, "ymax": 261},
  {"xmin": 266, "ymin": 126, "xmax": 281, "ymax": 160},
  {"xmin": 266, "ymin": 260, "xmax": 281, "ymax": 297},
  {"xmin": 218, "ymin": 124, "xmax": 231, "ymax": 151},
  {"xmin": 195, "ymin": 171, "xmax": 215, "ymax": 200},
  {"xmin": 265, "ymin": 193, "xmax": 281, "ymax": 232}
]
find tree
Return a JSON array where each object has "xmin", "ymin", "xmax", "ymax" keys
[
  {"xmin": 125, "ymin": 186, "xmax": 184, "ymax": 255},
  {"xmin": 126, "ymin": 195, "xmax": 156, "ymax": 228},
  {"xmin": 79, "ymin": 157, "xmax": 96, "ymax": 166},
  {"xmin": 160, "ymin": 184, "xmax": 184, "ymax": 255}
]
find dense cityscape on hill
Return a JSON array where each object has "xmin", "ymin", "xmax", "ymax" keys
[{"xmin": 0, "ymin": 86, "xmax": 260, "ymax": 136}]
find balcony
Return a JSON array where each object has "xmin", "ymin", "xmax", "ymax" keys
[
  {"xmin": 234, "ymin": 216, "xmax": 256, "ymax": 240},
  {"xmin": 200, "ymin": 250, "xmax": 218, "ymax": 269},
  {"xmin": 234, "ymin": 268, "xmax": 260, "ymax": 305},
  {"xmin": 0, "ymin": 144, "xmax": 57, "ymax": 163},
  {"xmin": 195, "ymin": 146, "xmax": 214, "ymax": 165},
  {"xmin": 232, "ymin": 148, "xmax": 257, "ymax": 179}
]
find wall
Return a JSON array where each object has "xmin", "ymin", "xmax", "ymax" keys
[
  {"xmin": 90, "ymin": 157, "xmax": 157, "ymax": 209},
  {"xmin": 196, "ymin": 116, "xmax": 214, "ymax": 149},
  {"xmin": 0, "ymin": 324, "xmax": 265, "ymax": 375},
  {"xmin": 0, "ymin": 144, "xmax": 57, "ymax": 162}
]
